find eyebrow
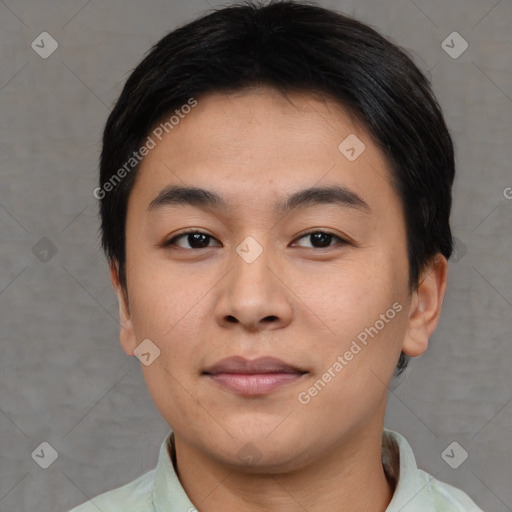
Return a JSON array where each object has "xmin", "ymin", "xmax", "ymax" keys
[{"xmin": 148, "ymin": 184, "xmax": 370, "ymax": 214}]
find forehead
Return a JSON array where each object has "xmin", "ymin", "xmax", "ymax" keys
[{"xmin": 131, "ymin": 87, "xmax": 399, "ymax": 218}]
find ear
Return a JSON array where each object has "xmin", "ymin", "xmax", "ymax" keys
[
  {"xmin": 110, "ymin": 261, "xmax": 137, "ymax": 356},
  {"xmin": 402, "ymin": 253, "xmax": 448, "ymax": 357}
]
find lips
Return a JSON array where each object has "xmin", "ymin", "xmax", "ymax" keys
[
  {"xmin": 203, "ymin": 356, "xmax": 307, "ymax": 396},
  {"xmin": 203, "ymin": 356, "xmax": 306, "ymax": 375}
]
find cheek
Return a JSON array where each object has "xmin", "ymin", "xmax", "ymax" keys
[
  {"xmin": 296, "ymin": 256, "xmax": 409, "ymax": 384},
  {"xmin": 126, "ymin": 254, "xmax": 218, "ymax": 385},
  {"xmin": 295, "ymin": 257, "xmax": 395, "ymax": 332},
  {"xmin": 126, "ymin": 251, "xmax": 206, "ymax": 336}
]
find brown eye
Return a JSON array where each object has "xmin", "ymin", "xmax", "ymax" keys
[
  {"xmin": 165, "ymin": 231, "xmax": 221, "ymax": 249},
  {"xmin": 294, "ymin": 231, "xmax": 347, "ymax": 249}
]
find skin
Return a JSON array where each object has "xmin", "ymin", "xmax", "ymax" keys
[{"xmin": 110, "ymin": 87, "xmax": 448, "ymax": 512}]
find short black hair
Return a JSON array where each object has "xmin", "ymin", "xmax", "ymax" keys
[{"xmin": 98, "ymin": 0, "xmax": 455, "ymax": 378}]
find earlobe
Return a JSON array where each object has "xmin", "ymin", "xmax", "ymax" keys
[
  {"xmin": 402, "ymin": 254, "xmax": 448, "ymax": 358},
  {"xmin": 109, "ymin": 261, "xmax": 137, "ymax": 356}
]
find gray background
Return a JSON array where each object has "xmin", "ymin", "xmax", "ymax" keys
[{"xmin": 0, "ymin": 0, "xmax": 511, "ymax": 511}]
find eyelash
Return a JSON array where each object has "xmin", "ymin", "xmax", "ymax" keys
[{"xmin": 163, "ymin": 230, "xmax": 349, "ymax": 250}]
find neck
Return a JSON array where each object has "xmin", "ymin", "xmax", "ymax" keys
[{"xmin": 171, "ymin": 417, "xmax": 395, "ymax": 512}]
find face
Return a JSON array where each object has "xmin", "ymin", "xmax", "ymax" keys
[{"xmin": 112, "ymin": 87, "xmax": 447, "ymax": 471}]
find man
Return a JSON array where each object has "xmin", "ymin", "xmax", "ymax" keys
[{"xmin": 73, "ymin": 1, "xmax": 483, "ymax": 510}]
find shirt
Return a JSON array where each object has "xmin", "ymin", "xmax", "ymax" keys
[{"xmin": 69, "ymin": 428, "xmax": 484, "ymax": 511}]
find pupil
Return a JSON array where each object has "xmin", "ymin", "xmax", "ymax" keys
[
  {"xmin": 190, "ymin": 233, "xmax": 209, "ymax": 248},
  {"xmin": 311, "ymin": 232, "xmax": 331, "ymax": 247}
]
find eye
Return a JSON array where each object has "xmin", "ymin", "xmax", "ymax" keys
[
  {"xmin": 164, "ymin": 231, "xmax": 221, "ymax": 249},
  {"xmin": 293, "ymin": 230, "xmax": 348, "ymax": 249},
  {"xmin": 164, "ymin": 230, "xmax": 348, "ymax": 250}
]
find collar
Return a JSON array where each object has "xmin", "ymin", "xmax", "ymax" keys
[{"xmin": 152, "ymin": 428, "xmax": 426, "ymax": 511}]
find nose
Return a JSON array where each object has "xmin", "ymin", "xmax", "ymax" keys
[{"xmin": 214, "ymin": 243, "xmax": 293, "ymax": 332}]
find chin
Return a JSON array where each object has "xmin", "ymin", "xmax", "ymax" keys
[
  {"xmin": 200, "ymin": 426, "xmax": 310, "ymax": 473},
  {"xmin": 216, "ymin": 442, "xmax": 309, "ymax": 474}
]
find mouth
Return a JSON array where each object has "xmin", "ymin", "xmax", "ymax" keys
[{"xmin": 202, "ymin": 356, "xmax": 308, "ymax": 396}]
